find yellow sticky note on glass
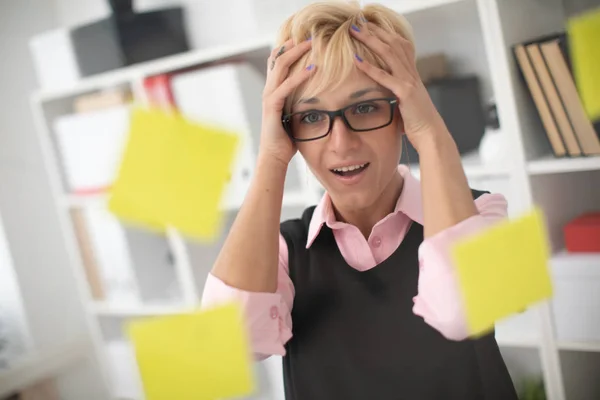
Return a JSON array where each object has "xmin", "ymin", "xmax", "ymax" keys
[
  {"xmin": 568, "ymin": 7, "xmax": 600, "ymax": 120},
  {"xmin": 161, "ymin": 114, "xmax": 239, "ymax": 240},
  {"xmin": 108, "ymin": 107, "xmax": 239, "ymax": 241},
  {"xmin": 127, "ymin": 302, "xmax": 255, "ymax": 400},
  {"xmin": 451, "ymin": 207, "xmax": 553, "ymax": 336}
]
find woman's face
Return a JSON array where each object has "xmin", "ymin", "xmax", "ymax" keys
[{"xmin": 295, "ymin": 69, "xmax": 403, "ymax": 211}]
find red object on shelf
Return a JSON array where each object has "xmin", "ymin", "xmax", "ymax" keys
[
  {"xmin": 563, "ymin": 212, "xmax": 600, "ymax": 253},
  {"xmin": 143, "ymin": 74, "xmax": 177, "ymax": 110}
]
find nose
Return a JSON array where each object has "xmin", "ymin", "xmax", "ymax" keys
[{"xmin": 328, "ymin": 116, "xmax": 360, "ymax": 154}]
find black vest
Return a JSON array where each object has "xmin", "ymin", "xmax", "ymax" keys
[{"xmin": 279, "ymin": 191, "xmax": 518, "ymax": 400}]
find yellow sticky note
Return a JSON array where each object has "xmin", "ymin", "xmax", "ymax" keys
[
  {"xmin": 127, "ymin": 302, "xmax": 255, "ymax": 400},
  {"xmin": 451, "ymin": 207, "xmax": 553, "ymax": 336},
  {"xmin": 108, "ymin": 107, "xmax": 239, "ymax": 241},
  {"xmin": 162, "ymin": 114, "xmax": 239, "ymax": 240},
  {"xmin": 568, "ymin": 7, "xmax": 600, "ymax": 120},
  {"xmin": 108, "ymin": 107, "xmax": 171, "ymax": 234}
]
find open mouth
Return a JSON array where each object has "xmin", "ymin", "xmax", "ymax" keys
[{"xmin": 331, "ymin": 162, "xmax": 370, "ymax": 177}]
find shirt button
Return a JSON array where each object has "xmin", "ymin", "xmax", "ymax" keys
[
  {"xmin": 270, "ymin": 306, "xmax": 279, "ymax": 320},
  {"xmin": 372, "ymin": 236, "xmax": 382, "ymax": 248}
]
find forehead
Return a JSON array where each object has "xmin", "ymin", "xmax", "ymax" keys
[{"xmin": 295, "ymin": 68, "xmax": 389, "ymax": 109}]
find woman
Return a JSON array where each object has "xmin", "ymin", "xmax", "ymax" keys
[{"xmin": 202, "ymin": 1, "xmax": 518, "ymax": 399}]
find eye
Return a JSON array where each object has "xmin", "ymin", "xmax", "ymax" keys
[
  {"xmin": 352, "ymin": 102, "xmax": 379, "ymax": 114},
  {"xmin": 300, "ymin": 111, "xmax": 325, "ymax": 124}
]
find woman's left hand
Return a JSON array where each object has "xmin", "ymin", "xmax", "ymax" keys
[{"xmin": 350, "ymin": 22, "xmax": 449, "ymax": 152}]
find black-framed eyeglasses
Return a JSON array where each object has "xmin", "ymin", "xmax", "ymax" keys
[{"xmin": 282, "ymin": 97, "xmax": 398, "ymax": 142}]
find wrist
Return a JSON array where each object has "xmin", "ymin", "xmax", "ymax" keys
[
  {"xmin": 256, "ymin": 151, "xmax": 290, "ymax": 173},
  {"xmin": 410, "ymin": 122, "xmax": 453, "ymax": 155}
]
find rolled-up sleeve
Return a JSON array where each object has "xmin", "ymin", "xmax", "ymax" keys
[
  {"xmin": 412, "ymin": 193, "xmax": 509, "ymax": 340},
  {"xmin": 200, "ymin": 233, "xmax": 294, "ymax": 359}
]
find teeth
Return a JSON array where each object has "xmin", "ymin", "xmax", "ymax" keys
[{"xmin": 333, "ymin": 163, "xmax": 366, "ymax": 172}]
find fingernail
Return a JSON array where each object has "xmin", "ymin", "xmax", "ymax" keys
[
  {"xmin": 306, "ymin": 64, "xmax": 315, "ymax": 71},
  {"xmin": 351, "ymin": 24, "xmax": 360, "ymax": 32},
  {"xmin": 307, "ymin": 36, "xmax": 312, "ymax": 41},
  {"xmin": 354, "ymin": 54, "xmax": 363, "ymax": 62}
]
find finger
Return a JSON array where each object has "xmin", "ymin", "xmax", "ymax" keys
[
  {"xmin": 349, "ymin": 23, "xmax": 403, "ymax": 76},
  {"xmin": 267, "ymin": 64, "xmax": 316, "ymax": 111},
  {"xmin": 266, "ymin": 39, "xmax": 293, "ymax": 76},
  {"xmin": 353, "ymin": 56, "xmax": 402, "ymax": 98},
  {"xmin": 264, "ymin": 39, "xmax": 312, "ymax": 95},
  {"xmin": 367, "ymin": 23, "xmax": 415, "ymax": 67},
  {"xmin": 267, "ymin": 39, "xmax": 293, "ymax": 64}
]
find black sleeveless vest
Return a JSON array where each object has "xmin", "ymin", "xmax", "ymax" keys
[{"xmin": 279, "ymin": 190, "xmax": 518, "ymax": 400}]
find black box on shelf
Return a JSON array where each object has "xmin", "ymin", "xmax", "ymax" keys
[
  {"xmin": 70, "ymin": 4, "xmax": 190, "ymax": 77},
  {"xmin": 401, "ymin": 76, "xmax": 486, "ymax": 164}
]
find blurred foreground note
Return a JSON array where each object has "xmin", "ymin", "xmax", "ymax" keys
[
  {"xmin": 127, "ymin": 302, "xmax": 255, "ymax": 400},
  {"xmin": 108, "ymin": 107, "xmax": 239, "ymax": 241},
  {"xmin": 451, "ymin": 207, "xmax": 553, "ymax": 336},
  {"xmin": 567, "ymin": 7, "xmax": 600, "ymax": 121}
]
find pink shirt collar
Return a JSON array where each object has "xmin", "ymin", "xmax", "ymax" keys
[{"xmin": 306, "ymin": 165, "xmax": 423, "ymax": 248}]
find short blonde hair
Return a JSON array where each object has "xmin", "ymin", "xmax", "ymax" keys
[{"xmin": 276, "ymin": 1, "xmax": 414, "ymax": 109}]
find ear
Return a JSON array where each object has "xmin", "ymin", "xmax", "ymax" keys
[{"xmin": 395, "ymin": 111, "xmax": 405, "ymax": 135}]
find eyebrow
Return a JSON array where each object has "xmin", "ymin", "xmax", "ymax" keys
[{"xmin": 296, "ymin": 87, "xmax": 385, "ymax": 106}]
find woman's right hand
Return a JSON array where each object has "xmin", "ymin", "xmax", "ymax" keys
[{"xmin": 259, "ymin": 38, "xmax": 315, "ymax": 167}]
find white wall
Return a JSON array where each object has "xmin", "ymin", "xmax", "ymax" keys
[{"xmin": 0, "ymin": 0, "xmax": 108, "ymax": 398}]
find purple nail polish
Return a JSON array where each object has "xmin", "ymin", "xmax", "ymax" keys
[
  {"xmin": 306, "ymin": 64, "xmax": 315, "ymax": 71},
  {"xmin": 355, "ymin": 54, "xmax": 363, "ymax": 62},
  {"xmin": 351, "ymin": 24, "xmax": 360, "ymax": 32}
]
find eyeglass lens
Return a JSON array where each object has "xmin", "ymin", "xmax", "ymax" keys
[{"xmin": 289, "ymin": 99, "xmax": 393, "ymax": 141}]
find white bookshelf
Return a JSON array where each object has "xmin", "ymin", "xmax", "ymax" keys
[
  {"xmin": 28, "ymin": 0, "xmax": 600, "ymax": 399},
  {"xmin": 527, "ymin": 155, "xmax": 600, "ymax": 175}
]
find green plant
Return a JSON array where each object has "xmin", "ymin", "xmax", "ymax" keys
[{"xmin": 519, "ymin": 378, "xmax": 546, "ymax": 400}]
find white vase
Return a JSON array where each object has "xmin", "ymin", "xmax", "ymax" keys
[{"xmin": 479, "ymin": 128, "xmax": 509, "ymax": 165}]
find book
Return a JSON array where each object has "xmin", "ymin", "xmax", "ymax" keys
[
  {"xmin": 513, "ymin": 32, "xmax": 600, "ymax": 157},
  {"xmin": 70, "ymin": 209, "xmax": 105, "ymax": 300},
  {"xmin": 540, "ymin": 37, "xmax": 600, "ymax": 155},
  {"xmin": 514, "ymin": 42, "xmax": 566, "ymax": 156},
  {"xmin": 73, "ymin": 88, "xmax": 132, "ymax": 113},
  {"xmin": 143, "ymin": 74, "xmax": 178, "ymax": 110},
  {"xmin": 526, "ymin": 42, "xmax": 582, "ymax": 156}
]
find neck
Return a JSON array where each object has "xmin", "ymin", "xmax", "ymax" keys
[{"xmin": 333, "ymin": 170, "xmax": 404, "ymax": 238}]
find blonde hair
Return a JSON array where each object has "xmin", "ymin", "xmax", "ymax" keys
[{"xmin": 276, "ymin": 1, "xmax": 414, "ymax": 109}]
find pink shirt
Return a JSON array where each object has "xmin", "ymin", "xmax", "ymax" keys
[{"xmin": 201, "ymin": 165, "xmax": 508, "ymax": 359}]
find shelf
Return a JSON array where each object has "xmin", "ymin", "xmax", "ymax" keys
[
  {"xmin": 0, "ymin": 337, "xmax": 89, "ymax": 398},
  {"xmin": 460, "ymin": 151, "xmax": 511, "ymax": 178},
  {"xmin": 551, "ymin": 250, "xmax": 600, "ymax": 268},
  {"xmin": 63, "ymin": 193, "xmax": 107, "ymax": 208},
  {"xmin": 527, "ymin": 155, "xmax": 600, "ymax": 175},
  {"xmin": 34, "ymin": 35, "xmax": 274, "ymax": 103},
  {"xmin": 557, "ymin": 340, "xmax": 600, "ymax": 353},
  {"xmin": 409, "ymin": 150, "xmax": 511, "ymax": 179},
  {"xmin": 389, "ymin": 0, "xmax": 466, "ymax": 15},
  {"xmin": 91, "ymin": 301, "xmax": 193, "ymax": 317},
  {"xmin": 64, "ymin": 189, "xmax": 311, "ymax": 211}
]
